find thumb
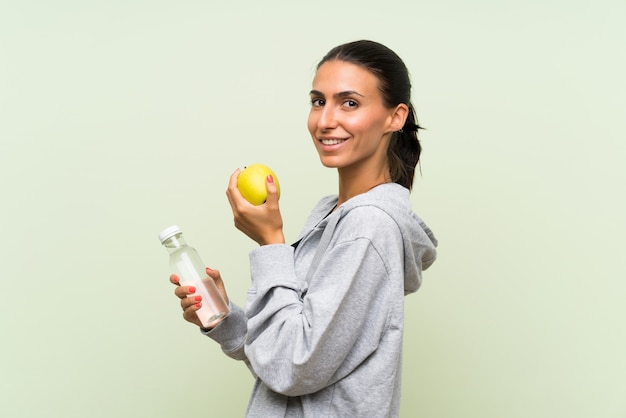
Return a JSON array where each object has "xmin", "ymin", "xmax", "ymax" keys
[
  {"xmin": 265, "ymin": 174, "xmax": 280, "ymax": 205},
  {"xmin": 205, "ymin": 266, "xmax": 221, "ymax": 280}
]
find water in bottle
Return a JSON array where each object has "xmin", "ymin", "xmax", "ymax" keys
[{"xmin": 159, "ymin": 225, "xmax": 229, "ymax": 328}]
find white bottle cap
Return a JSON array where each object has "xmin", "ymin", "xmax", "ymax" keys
[{"xmin": 158, "ymin": 225, "xmax": 182, "ymax": 243}]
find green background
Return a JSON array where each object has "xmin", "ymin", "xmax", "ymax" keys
[{"xmin": 2, "ymin": 1, "xmax": 625, "ymax": 417}]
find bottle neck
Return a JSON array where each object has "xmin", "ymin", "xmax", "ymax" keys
[{"xmin": 162, "ymin": 233, "xmax": 188, "ymax": 254}]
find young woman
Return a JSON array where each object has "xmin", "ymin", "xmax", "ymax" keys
[{"xmin": 171, "ymin": 40, "xmax": 438, "ymax": 417}]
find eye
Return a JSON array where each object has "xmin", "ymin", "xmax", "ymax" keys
[
  {"xmin": 310, "ymin": 98, "xmax": 325, "ymax": 107},
  {"xmin": 342, "ymin": 99, "xmax": 358, "ymax": 109}
]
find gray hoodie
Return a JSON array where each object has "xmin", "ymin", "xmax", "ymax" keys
[{"xmin": 205, "ymin": 183, "xmax": 437, "ymax": 417}]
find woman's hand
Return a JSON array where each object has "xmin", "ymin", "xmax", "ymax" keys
[
  {"xmin": 226, "ymin": 168, "xmax": 285, "ymax": 246},
  {"xmin": 170, "ymin": 267, "xmax": 229, "ymax": 328}
]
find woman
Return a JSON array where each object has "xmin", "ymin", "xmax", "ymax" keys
[{"xmin": 171, "ymin": 40, "xmax": 438, "ymax": 417}]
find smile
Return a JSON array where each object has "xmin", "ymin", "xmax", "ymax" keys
[{"xmin": 320, "ymin": 138, "xmax": 347, "ymax": 145}]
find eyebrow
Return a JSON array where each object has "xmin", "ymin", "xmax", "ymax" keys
[{"xmin": 309, "ymin": 89, "xmax": 365, "ymax": 98}]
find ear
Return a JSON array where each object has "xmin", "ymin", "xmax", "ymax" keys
[{"xmin": 387, "ymin": 103, "xmax": 409, "ymax": 133}]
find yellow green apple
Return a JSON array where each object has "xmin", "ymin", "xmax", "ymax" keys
[{"xmin": 236, "ymin": 164, "xmax": 281, "ymax": 205}]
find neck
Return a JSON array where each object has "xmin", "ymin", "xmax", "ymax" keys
[{"xmin": 336, "ymin": 163, "xmax": 390, "ymax": 207}]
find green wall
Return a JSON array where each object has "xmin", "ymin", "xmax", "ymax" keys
[{"xmin": 2, "ymin": 1, "xmax": 625, "ymax": 417}]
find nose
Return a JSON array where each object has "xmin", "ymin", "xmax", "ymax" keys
[{"xmin": 318, "ymin": 105, "xmax": 337, "ymax": 131}]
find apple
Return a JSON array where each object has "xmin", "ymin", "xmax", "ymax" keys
[{"xmin": 237, "ymin": 164, "xmax": 281, "ymax": 205}]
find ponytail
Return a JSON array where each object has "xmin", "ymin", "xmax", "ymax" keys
[{"xmin": 388, "ymin": 105, "xmax": 422, "ymax": 190}]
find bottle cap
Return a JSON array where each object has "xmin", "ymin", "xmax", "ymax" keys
[{"xmin": 158, "ymin": 225, "xmax": 182, "ymax": 243}]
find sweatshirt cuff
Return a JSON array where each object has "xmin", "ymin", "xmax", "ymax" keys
[
  {"xmin": 200, "ymin": 301, "xmax": 246, "ymax": 352},
  {"xmin": 249, "ymin": 244, "xmax": 298, "ymax": 292}
]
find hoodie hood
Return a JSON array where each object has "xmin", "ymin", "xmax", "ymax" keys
[{"xmin": 298, "ymin": 183, "xmax": 438, "ymax": 294}]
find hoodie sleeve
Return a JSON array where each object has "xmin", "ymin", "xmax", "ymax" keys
[
  {"xmin": 200, "ymin": 301, "xmax": 248, "ymax": 360},
  {"xmin": 244, "ymin": 209, "xmax": 404, "ymax": 397}
]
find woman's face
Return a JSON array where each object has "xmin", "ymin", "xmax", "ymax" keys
[{"xmin": 308, "ymin": 60, "xmax": 399, "ymax": 171}]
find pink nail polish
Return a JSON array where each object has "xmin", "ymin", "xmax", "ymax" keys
[
  {"xmin": 266, "ymin": 174, "xmax": 274, "ymax": 184},
  {"xmin": 188, "ymin": 286, "xmax": 196, "ymax": 293},
  {"xmin": 194, "ymin": 295, "xmax": 202, "ymax": 302},
  {"xmin": 195, "ymin": 303, "xmax": 201, "ymax": 308}
]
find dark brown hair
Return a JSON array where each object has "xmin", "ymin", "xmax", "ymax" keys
[{"xmin": 317, "ymin": 40, "xmax": 422, "ymax": 190}]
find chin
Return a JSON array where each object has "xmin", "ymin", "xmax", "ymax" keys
[{"xmin": 318, "ymin": 156, "xmax": 343, "ymax": 169}]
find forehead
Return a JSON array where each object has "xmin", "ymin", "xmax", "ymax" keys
[{"xmin": 312, "ymin": 60, "xmax": 381, "ymax": 93}]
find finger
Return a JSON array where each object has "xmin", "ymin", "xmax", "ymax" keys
[
  {"xmin": 181, "ymin": 294, "xmax": 203, "ymax": 310},
  {"xmin": 205, "ymin": 266, "xmax": 221, "ymax": 280},
  {"xmin": 206, "ymin": 267, "xmax": 225, "ymax": 289},
  {"xmin": 170, "ymin": 274, "xmax": 180, "ymax": 286},
  {"xmin": 265, "ymin": 174, "xmax": 279, "ymax": 206},
  {"xmin": 226, "ymin": 168, "xmax": 241, "ymax": 201},
  {"xmin": 174, "ymin": 285, "xmax": 197, "ymax": 299},
  {"xmin": 206, "ymin": 267, "xmax": 229, "ymax": 305},
  {"xmin": 183, "ymin": 304, "xmax": 202, "ymax": 324},
  {"xmin": 227, "ymin": 168, "xmax": 256, "ymax": 211}
]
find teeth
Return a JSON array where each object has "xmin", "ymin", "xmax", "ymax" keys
[{"xmin": 321, "ymin": 138, "xmax": 344, "ymax": 145}]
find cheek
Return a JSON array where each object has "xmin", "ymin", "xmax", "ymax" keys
[
  {"xmin": 356, "ymin": 113, "xmax": 389, "ymax": 134},
  {"xmin": 307, "ymin": 112, "xmax": 316, "ymax": 135},
  {"xmin": 344, "ymin": 115, "xmax": 370, "ymax": 134}
]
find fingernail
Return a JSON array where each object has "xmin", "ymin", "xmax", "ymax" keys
[
  {"xmin": 188, "ymin": 286, "xmax": 196, "ymax": 293},
  {"xmin": 194, "ymin": 295, "xmax": 202, "ymax": 302},
  {"xmin": 195, "ymin": 303, "xmax": 201, "ymax": 308},
  {"xmin": 266, "ymin": 174, "xmax": 274, "ymax": 184},
  {"xmin": 206, "ymin": 267, "xmax": 213, "ymax": 273}
]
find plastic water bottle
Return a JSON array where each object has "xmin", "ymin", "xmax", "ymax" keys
[{"xmin": 159, "ymin": 225, "xmax": 230, "ymax": 328}]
